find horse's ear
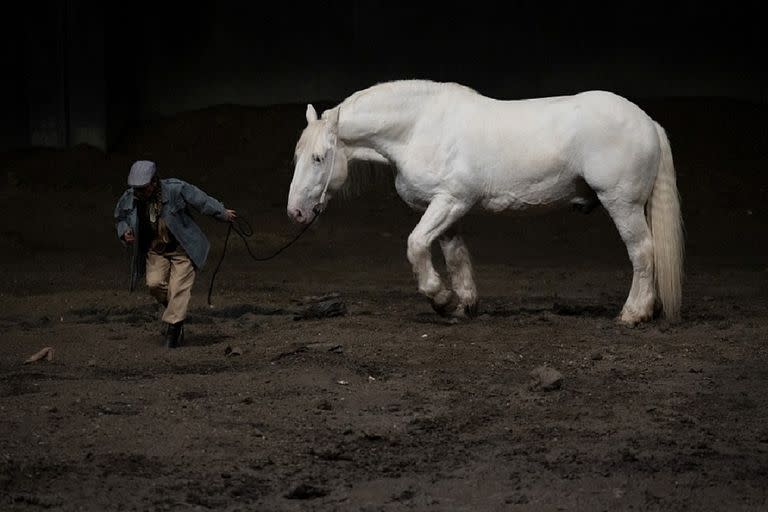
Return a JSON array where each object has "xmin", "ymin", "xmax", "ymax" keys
[{"xmin": 306, "ymin": 104, "xmax": 318, "ymax": 124}]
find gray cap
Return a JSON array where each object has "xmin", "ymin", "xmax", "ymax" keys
[{"xmin": 127, "ymin": 160, "xmax": 157, "ymax": 187}]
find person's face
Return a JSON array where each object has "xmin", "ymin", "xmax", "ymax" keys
[{"xmin": 133, "ymin": 180, "xmax": 157, "ymax": 200}]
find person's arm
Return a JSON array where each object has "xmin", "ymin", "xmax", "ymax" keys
[
  {"xmin": 114, "ymin": 191, "xmax": 135, "ymax": 242},
  {"xmin": 180, "ymin": 181, "xmax": 236, "ymax": 221}
]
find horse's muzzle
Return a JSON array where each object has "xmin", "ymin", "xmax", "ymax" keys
[
  {"xmin": 287, "ymin": 205, "xmax": 320, "ymax": 225},
  {"xmin": 287, "ymin": 207, "xmax": 306, "ymax": 224}
]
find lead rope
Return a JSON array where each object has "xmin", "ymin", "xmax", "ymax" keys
[
  {"xmin": 208, "ymin": 108, "xmax": 341, "ymax": 306},
  {"xmin": 207, "ymin": 215, "xmax": 317, "ymax": 306}
]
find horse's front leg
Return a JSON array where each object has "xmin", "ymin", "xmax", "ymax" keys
[
  {"xmin": 439, "ymin": 228, "xmax": 478, "ymax": 317},
  {"xmin": 406, "ymin": 195, "xmax": 469, "ymax": 317}
]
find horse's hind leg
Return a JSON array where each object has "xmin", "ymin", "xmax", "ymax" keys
[
  {"xmin": 407, "ymin": 195, "xmax": 470, "ymax": 317},
  {"xmin": 439, "ymin": 228, "xmax": 478, "ymax": 317},
  {"xmin": 601, "ymin": 199, "xmax": 655, "ymax": 325}
]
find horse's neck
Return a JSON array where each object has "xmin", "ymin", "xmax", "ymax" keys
[{"xmin": 336, "ymin": 82, "xmax": 436, "ymax": 153}]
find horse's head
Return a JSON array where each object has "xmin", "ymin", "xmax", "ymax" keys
[{"xmin": 287, "ymin": 104, "xmax": 348, "ymax": 224}]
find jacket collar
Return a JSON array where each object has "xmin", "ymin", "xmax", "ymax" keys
[
  {"xmin": 160, "ymin": 179, "xmax": 169, "ymax": 203},
  {"xmin": 127, "ymin": 180, "xmax": 167, "ymax": 206}
]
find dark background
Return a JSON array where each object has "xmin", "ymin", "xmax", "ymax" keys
[
  {"xmin": 1, "ymin": 4, "xmax": 768, "ymax": 510},
  {"xmin": 1, "ymin": 1, "xmax": 765, "ymax": 151}
]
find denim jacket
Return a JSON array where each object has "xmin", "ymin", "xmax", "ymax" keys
[{"xmin": 114, "ymin": 179, "xmax": 228, "ymax": 288}]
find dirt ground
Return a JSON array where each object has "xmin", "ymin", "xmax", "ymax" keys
[{"xmin": 1, "ymin": 98, "xmax": 767, "ymax": 511}]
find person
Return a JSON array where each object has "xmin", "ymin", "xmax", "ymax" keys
[{"xmin": 114, "ymin": 160, "xmax": 236, "ymax": 348}]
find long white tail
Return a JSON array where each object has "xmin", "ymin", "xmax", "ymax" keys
[{"xmin": 647, "ymin": 122, "xmax": 684, "ymax": 320}]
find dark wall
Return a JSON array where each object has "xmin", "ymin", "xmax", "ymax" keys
[
  {"xmin": 4, "ymin": 1, "xmax": 766, "ymax": 151},
  {"xmin": 104, "ymin": 1, "xmax": 766, "ymax": 116},
  {"xmin": 1, "ymin": 7, "xmax": 31, "ymax": 150}
]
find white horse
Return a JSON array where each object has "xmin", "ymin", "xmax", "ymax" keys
[{"xmin": 287, "ymin": 80, "xmax": 683, "ymax": 325}]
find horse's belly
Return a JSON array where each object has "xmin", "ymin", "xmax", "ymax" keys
[
  {"xmin": 481, "ymin": 174, "xmax": 593, "ymax": 214},
  {"xmin": 481, "ymin": 194, "xmax": 571, "ymax": 214}
]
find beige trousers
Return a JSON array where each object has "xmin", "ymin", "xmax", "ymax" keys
[{"xmin": 146, "ymin": 248, "xmax": 196, "ymax": 324}]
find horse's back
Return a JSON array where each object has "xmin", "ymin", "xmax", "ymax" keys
[
  {"xmin": 434, "ymin": 88, "xmax": 661, "ymax": 210},
  {"xmin": 362, "ymin": 81, "xmax": 662, "ymax": 211}
]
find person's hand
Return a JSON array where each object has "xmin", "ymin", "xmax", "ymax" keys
[
  {"xmin": 225, "ymin": 209, "xmax": 237, "ymax": 222},
  {"xmin": 123, "ymin": 229, "xmax": 135, "ymax": 243}
]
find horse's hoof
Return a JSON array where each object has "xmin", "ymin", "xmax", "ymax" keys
[
  {"xmin": 616, "ymin": 316, "xmax": 639, "ymax": 328},
  {"xmin": 451, "ymin": 301, "xmax": 478, "ymax": 319},
  {"xmin": 430, "ymin": 290, "xmax": 458, "ymax": 317},
  {"xmin": 463, "ymin": 301, "xmax": 479, "ymax": 318},
  {"xmin": 616, "ymin": 309, "xmax": 651, "ymax": 327}
]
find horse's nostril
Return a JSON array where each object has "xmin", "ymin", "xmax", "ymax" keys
[{"xmin": 290, "ymin": 208, "xmax": 303, "ymax": 221}]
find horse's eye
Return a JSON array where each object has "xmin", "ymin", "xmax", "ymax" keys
[{"xmin": 312, "ymin": 154, "xmax": 323, "ymax": 164}]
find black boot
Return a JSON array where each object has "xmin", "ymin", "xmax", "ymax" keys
[{"xmin": 164, "ymin": 321, "xmax": 184, "ymax": 349}]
